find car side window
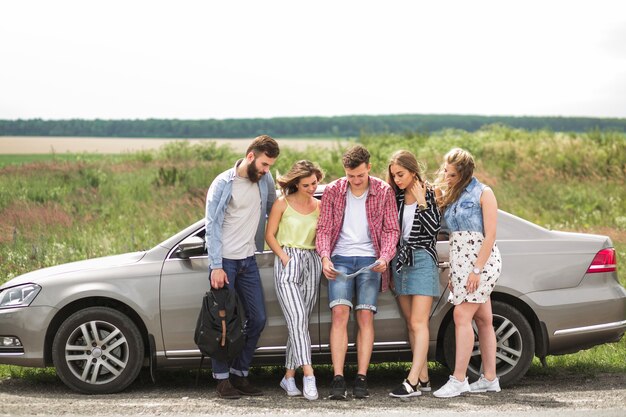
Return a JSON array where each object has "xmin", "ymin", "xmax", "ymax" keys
[
  {"xmin": 437, "ymin": 229, "xmax": 450, "ymax": 242},
  {"xmin": 437, "ymin": 216, "xmax": 450, "ymax": 242},
  {"xmin": 196, "ymin": 229, "xmax": 207, "ymax": 253}
]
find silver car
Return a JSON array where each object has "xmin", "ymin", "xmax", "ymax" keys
[{"xmin": 1, "ymin": 188, "xmax": 625, "ymax": 394}]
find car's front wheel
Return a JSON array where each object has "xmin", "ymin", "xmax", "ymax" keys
[
  {"xmin": 52, "ymin": 307, "xmax": 144, "ymax": 394},
  {"xmin": 442, "ymin": 300, "xmax": 535, "ymax": 386}
]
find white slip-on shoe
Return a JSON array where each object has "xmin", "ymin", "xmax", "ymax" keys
[
  {"xmin": 469, "ymin": 374, "xmax": 501, "ymax": 393},
  {"xmin": 280, "ymin": 376, "xmax": 302, "ymax": 396},
  {"xmin": 433, "ymin": 375, "xmax": 471, "ymax": 398},
  {"xmin": 302, "ymin": 375, "xmax": 319, "ymax": 400}
]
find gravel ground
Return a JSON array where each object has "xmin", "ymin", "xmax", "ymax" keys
[{"xmin": 0, "ymin": 370, "xmax": 624, "ymax": 416}]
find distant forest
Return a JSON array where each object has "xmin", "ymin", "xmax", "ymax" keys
[{"xmin": 1, "ymin": 114, "xmax": 625, "ymax": 138}]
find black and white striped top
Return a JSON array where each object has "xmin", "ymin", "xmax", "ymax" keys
[{"xmin": 395, "ymin": 187, "xmax": 441, "ymax": 272}]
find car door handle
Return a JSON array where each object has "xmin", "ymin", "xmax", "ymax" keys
[{"xmin": 438, "ymin": 261, "xmax": 450, "ymax": 270}]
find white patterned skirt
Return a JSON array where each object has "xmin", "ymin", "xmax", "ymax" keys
[{"xmin": 448, "ymin": 231, "xmax": 502, "ymax": 305}]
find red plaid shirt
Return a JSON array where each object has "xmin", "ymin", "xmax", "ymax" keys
[{"xmin": 316, "ymin": 176, "xmax": 400, "ymax": 292}]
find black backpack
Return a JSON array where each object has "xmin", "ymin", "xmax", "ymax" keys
[{"xmin": 194, "ymin": 288, "xmax": 246, "ymax": 364}]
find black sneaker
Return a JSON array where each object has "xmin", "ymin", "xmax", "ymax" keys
[
  {"xmin": 418, "ymin": 379, "xmax": 431, "ymax": 392},
  {"xmin": 389, "ymin": 379, "xmax": 422, "ymax": 398},
  {"xmin": 329, "ymin": 375, "xmax": 347, "ymax": 400},
  {"xmin": 353, "ymin": 373, "xmax": 370, "ymax": 398}
]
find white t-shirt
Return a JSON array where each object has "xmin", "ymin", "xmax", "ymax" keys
[
  {"xmin": 222, "ymin": 175, "xmax": 261, "ymax": 259},
  {"xmin": 401, "ymin": 202, "xmax": 417, "ymax": 242},
  {"xmin": 332, "ymin": 188, "xmax": 376, "ymax": 257}
]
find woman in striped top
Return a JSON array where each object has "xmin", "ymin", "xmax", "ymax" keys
[{"xmin": 386, "ymin": 150, "xmax": 442, "ymax": 398}]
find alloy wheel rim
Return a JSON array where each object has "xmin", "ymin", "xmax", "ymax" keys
[
  {"xmin": 468, "ymin": 313, "xmax": 523, "ymax": 377},
  {"xmin": 64, "ymin": 320, "xmax": 129, "ymax": 385}
]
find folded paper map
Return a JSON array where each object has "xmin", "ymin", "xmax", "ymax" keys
[{"xmin": 331, "ymin": 261, "xmax": 381, "ymax": 280}]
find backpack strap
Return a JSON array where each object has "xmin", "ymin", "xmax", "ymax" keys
[
  {"xmin": 211, "ymin": 288, "xmax": 230, "ymax": 347},
  {"xmin": 195, "ymin": 353, "xmax": 205, "ymax": 386},
  {"xmin": 219, "ymin": 309, "xmax": 227, "ymax": 346}
]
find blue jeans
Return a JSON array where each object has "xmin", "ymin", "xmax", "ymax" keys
[
  {"xmin": 210, "ymin": 256, "xmax": 266, "ymax": 379},
  {"xmin": 328, "ymin": 255, "xmax": 381, "ymax": 312}
]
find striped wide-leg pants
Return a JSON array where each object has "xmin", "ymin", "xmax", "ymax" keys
[{"xmin": 274, "ymin": 246, "xmax": 322, "ymax": 369}]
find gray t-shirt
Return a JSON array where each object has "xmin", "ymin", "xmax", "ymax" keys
[{"xmin": 222, "ymin": 175, "xmax": 261, "ymax": 259}]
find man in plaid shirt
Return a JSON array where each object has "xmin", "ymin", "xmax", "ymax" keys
[{"xmin": 316, "ymin": 145, "xmax": 399, "ymax": 400}]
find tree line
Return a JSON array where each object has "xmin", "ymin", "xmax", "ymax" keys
[{"xmin": 1, "ymin": 114, "xmax": 625, "ymax": 138}]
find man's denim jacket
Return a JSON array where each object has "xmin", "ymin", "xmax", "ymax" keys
[{"xmin": 205, "ymin": 159, "xmax": 275, "ymax": 269}]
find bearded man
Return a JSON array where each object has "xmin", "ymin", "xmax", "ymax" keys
[{"xmin": 204, "ymin": 135, "xmax": 280, "ymax": 399}]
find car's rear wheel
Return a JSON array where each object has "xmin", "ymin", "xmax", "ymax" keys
[
  {"xmin": 52, "ymin": 307, "xmax": 144, "ymax": 394},
  {"xmin": 442, "ymin": 300, "xmax": 535, "ymax": 386}
]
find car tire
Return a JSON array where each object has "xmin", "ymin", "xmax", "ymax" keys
[
  {"xmin": 442, "ymin": 300, "xmax": 535, "ymax": 387},
  {"xmin": 51, "ymin": 306, "xmax": 144, "ymax": 394}
]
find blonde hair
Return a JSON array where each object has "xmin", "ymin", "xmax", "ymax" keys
[
  {"xmin": 277, "ymin": 160, "xmax": 324, "ymax": 196},
  {"xmin": 386, "ymin": 150, "xmax": 426, "ymax": 194},
  {"xmin": 436, "ymin": 148, "xmax": 475, "ymax": 210}
]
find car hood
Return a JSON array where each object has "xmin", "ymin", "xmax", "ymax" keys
[{"xmin": 1, "ymin": 251, "xmax": 147, "ymax": 288}]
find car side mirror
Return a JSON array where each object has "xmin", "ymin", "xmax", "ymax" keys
[{"xmin": 177, "ymin": 236, "xmax": 206, "ymax": 259}]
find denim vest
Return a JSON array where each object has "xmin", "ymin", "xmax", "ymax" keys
[{"xmin": 443, "ymin": 177, "xmax": 487, "ymax": 234}]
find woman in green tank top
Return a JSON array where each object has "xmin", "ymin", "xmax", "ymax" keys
[{"xmin": 265, "ymin": 160, "xmax": 324, "ymax": 401}]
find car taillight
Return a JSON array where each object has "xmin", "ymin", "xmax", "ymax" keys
[{"xmin": 586, "ymin": 248, "xmax": 616, "ymax": 273}]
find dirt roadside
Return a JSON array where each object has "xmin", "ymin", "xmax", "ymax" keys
[{"xmin": 0, "ymin": 371, "xmax": 624, "ymax": 416}]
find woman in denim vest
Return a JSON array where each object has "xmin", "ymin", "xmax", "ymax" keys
[{"xmin": 433, "ymin": 148, "xmax": 502, "ymax": 398}]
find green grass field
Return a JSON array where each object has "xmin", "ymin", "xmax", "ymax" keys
[{"xmin": 1, "ymin": 126, "xmax": 625, "ymax": 380}]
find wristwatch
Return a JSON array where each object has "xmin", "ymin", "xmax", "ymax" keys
[
  {"xmin": 418, "ymin": 203, "xmax": 428, "ymax": 211},
  {"xmin": 472, "ymin": 267, "xmax": 481, "ymax": 275}
]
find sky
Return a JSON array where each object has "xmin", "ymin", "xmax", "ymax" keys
[{"xmin": 1, "ymin": 0, "xmax": 626, "ymax": 120}]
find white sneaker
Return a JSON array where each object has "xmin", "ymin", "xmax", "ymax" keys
[
  {"xmin": 469, "ymin": 374, "xmax": 501, "ymax": 393},
  {"xmin": 433, "ymin": 375, "xmax": 470, "ymax": 398},
  {"xmin": 302, "ymin": 375, "xmax": 319, "ymax": 400},
  {"xmin": 280, "ymin": 376, "xmax": 302, "ymax": 396}
]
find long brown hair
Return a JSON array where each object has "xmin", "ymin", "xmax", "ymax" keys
[
  {"xmin": 277, "ymin": 160, "xmax": 324, "ymax": 196},
  {"xmin": 386, "ymin": 150, "xmax": 426, "ymax": 194},
  {"xmin": 436, "ymin": 148, "xmax": 475, "ymax": 210}
]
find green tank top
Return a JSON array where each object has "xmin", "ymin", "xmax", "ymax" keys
[{"xmin": 276, "ymin": 201, "xmax": 319, "ymax": 249}]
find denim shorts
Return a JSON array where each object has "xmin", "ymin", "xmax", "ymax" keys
[
  {"xmin": 391, "ymin": 249, "xmax": 439, "ymax": 297},
  {"xmin": 328, "ymin": 255, "xmax": 381, "ymax": 312}
]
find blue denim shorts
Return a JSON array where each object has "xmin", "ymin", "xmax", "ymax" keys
[{"xmin": 328, "ymin": 255, "xmax": 381, "ymax": 312}]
